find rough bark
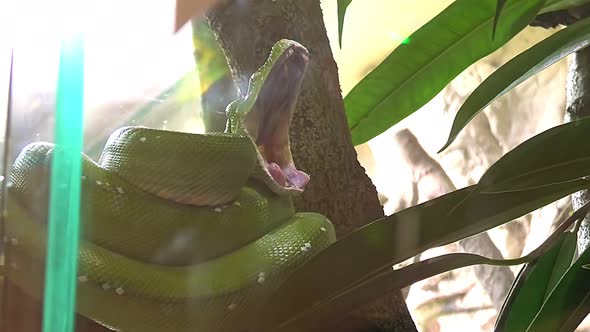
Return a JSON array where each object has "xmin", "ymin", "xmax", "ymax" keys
[
  {"xmin": 206, "ymin": 0, "xmax": 416, "ymax": 331},
  {"xmin": 394, "ymin": 129, "xmax": 514, "ymax": 312},
  {"xmin": 565, "ymin": 45, "xmax": 590, "ymax": 254}
]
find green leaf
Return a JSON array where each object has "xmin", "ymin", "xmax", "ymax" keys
[
  {"xmin": 476, "ymin": 117, "xmax": 590, "ymax": 194},
  {"xmin": 494, "ymin": 232, "xmax": 577, "ymax": 331},
  {"xmin": 544, "ymin": 232, "xmax": 577, "ymax": 296},
  {"xmin": 273, "ymin": 253, "xmax": 500, "ymax": 332},
  {"xmin": 493, "ymin": 0, "xmax": 507, "ymax": 39},
  {"xmin": 257, "ymin": 179, "xmax": 590, "ymax": 331},
  {"xmin": 345, "ymin": 0, "xmax": 547, "ymax": 145},
  {"xmin": 258, "ymin": 116, "xmax": 590, "ymax": 330},
  {"xmin": 269, "ymin": 203, "xmax": 588, "ymax": 332},
  {"xmin": 440, "ymin": 16, "xmax": 590, "ymax": 152},
  {"xmin": 337, "ymin": 0, "xmax": 353, "ymax": 48},
  {"xmin": 541, "ymin": 0, "xmax": 590, "ymax": 13},
  {"xmin": 524, "ymin": 240, "xmax": 590, "ymax": 331}
]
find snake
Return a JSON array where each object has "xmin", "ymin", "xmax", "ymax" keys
[{"xmin": 3, "ymin": 39, "xmax": 336, "ymax": 332}]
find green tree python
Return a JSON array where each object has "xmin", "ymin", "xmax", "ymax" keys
[{"xmin": 3, "ymin": 39, "xmax": 336, "ymax": 331}]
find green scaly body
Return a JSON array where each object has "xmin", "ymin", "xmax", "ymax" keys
[{"xmin": 4, "ymin": 39, "xmax": 335, "ymax": 331}]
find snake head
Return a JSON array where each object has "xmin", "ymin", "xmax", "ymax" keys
[{"xmin": 226, "ymin": 39, "xmax": 310, "ymax": 196}]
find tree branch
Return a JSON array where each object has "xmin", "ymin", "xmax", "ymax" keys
[
  {"xmin": 565, "ymin": 45, "xmax": 590, "ymax": 254},
  {"xmin": 393, "ymin": 129, "xmax": 514, "ymax": 311}
]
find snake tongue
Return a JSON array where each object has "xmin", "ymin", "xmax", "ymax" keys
[
  {"xmin": 268, "ymin": 162, "xmax": 310, "ymax": 189},
  {"xmin": 282, "ymin": 164, "xmax": 310, "ymax": 188}
]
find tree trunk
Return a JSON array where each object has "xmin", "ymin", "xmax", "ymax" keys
[
  {"xmin": 565, "ymin": 45, "xmax": 590, "ymax": 254},
  {"xmin": 207, "ymin": 1, "xmax": 416, "ymax": 331}
]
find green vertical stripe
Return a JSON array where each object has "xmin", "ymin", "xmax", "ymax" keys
[{"xmin": 42, "ymin": 34, "xmax": 85, "ymax": 332}]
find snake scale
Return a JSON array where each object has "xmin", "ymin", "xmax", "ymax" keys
[{"xmin": 3, "ymin": 39, "xmax": 336, "ymax": 331}]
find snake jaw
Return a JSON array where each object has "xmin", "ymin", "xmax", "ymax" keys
[{"xmin": 244, "ymin": 41, "xmax": 310, "ymax": 193}]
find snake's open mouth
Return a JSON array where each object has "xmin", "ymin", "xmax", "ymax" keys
[{"xmin": 246, "ymin": 42, "xmax": 310, "ymax": 191}]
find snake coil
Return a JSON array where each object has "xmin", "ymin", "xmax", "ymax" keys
[{"xmin": 4, "ymin": 39, "xmax": 335, "ymax": 332}]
